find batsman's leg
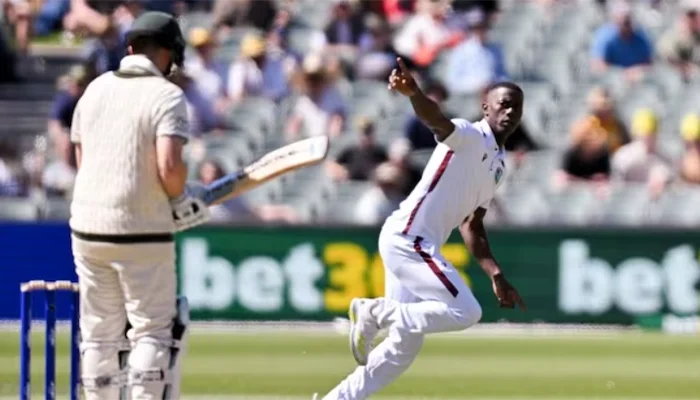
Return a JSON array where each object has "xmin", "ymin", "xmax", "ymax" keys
[
  {"xmin": 73, "ymin": 242, "xmax": 129, "ymax": 400},
  {"xmin": 115, "ymin": 242, "xmax": 183, "ymax": 400}
]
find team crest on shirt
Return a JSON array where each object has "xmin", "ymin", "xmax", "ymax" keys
[{"xmin": 494, "ymin": 167, "xmax": 503, "ymax": 184}]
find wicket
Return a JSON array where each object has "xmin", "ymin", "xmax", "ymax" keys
[{"xmin": 20, "ymin": 280, "xmax": 80, "ymax": 400}]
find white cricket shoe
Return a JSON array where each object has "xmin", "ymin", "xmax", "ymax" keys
[
  {"xmin": 348, "ymin": 298, "xmax": 380, "ymax": 366},
  {"xmin": 312, "ymin": 393, "xmax": 318, "ymax": 400}
]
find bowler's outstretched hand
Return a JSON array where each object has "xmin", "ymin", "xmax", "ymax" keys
[
  {"xmin": 388, "ymin": 57, "xmax": 419, "ymax": 97},
  {"xmin": 492, "ymin": 273, "xmax": 526, "ymax": 311}
]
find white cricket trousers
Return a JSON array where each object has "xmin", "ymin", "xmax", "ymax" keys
[
  {"xmin": 323, "ymin": 226, "xmax": 482, "ymax": 400},
  {"xmin": 72, "ymin": 235, "xmax": 177, "ymax": 400}
]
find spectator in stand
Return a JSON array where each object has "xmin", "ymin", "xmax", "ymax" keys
[
  {"xmin": 0, "ymin": 140, "xmax": 28, "ymax": 197},
  {"xmin": 553, "ymin": 86, "xmax": 629, "ymax": 189},
  {"xmin": 590, "ymin": 0, "xmax": 653, "ymax": 82},
  {"xmin": 42, "ymin": 131, "xmax": 77, "ymax": 198},
  {"xmin": 0, "ymin": 26, "xmax": 17, "ymax": 82},
  {"xmin": 404, "ymin": 80, "xmax": 451, "ymax": 150},
  {"xmin": 386, "ymin": 138, "xmax": 422, "ymax": 196},
  {"xmin": 212, "ymin": 0, "xmax": 276, "ymax": 32},
  {"xmin": 611, "ymin": 109, "xmax": 672, "ymax": 199},
  {"xmin": 184, "ymin": 28, "xmax": 229, "ymax": 111},
  {"xmin": 286, "ymin": 53, "xmax": 347, "ymax": 140},
  {"xmin": 325, "ymin": 0, "xmax": 365, "ymax": 50},
  {"xmin": 446, "ymin": 8, "xmax": 508, "ymax": 95},
  {"xmin": 326, "ymin": 117, "xmax": 388, "ymax": 182},
  {"xmin": 658, "ymin": 0, "xmax": 700, "ymax": 81},
  {"xmin": 227, "ymin": 32, "xmax": 295, "ymax": 104},
  {"xmin": 392, "ymin": 0, "xmax": 463, "ymax": 69},
  {"xmin": 382, "ymin": 0, "xmax": 414, "ymax": 26},
  {"xmin": 355, "ymin": 162, "xmax": 406, "ymax": 225},
  {"xmin": 43, "ymin": 65, "xmax": 89, "ymax": 199},
  {"xmin": 198, "ymin": 159, "xmax": 299, "ymax": 223},
  {"xmin": 355, "ymin": 14, "xmax": 397, "ymax": 80},
  {"xmin": 679, "ymin": 113, "xmax": 700, "ymax": 184},
  {"xmin": 71, "ymin": 0, "xmax": 145, "ymax": 75},
  {"xmin": 575, "ymin": 86, "xmax": 630, "ymax": 153},
  {"xmin": 168, "ymin": 69, "xmax": 224, "ymax": 137},
  {"xmin": 324, "ymin": 0, "xmax": 366, "ymax": 73},
  {"xmin": 267, "ymin": 5, "xmax": 326, "ymax": 60},
  {"xmin": 111, "ymin": 0, "xmax": 147, "ymax": 32},
  {"xmin": 83, "ymin": 23, "xmax": 127, "ymax": 75},
  {"xmin": 1, "ymin": 0, "xmax": 33, "ymax": 57},
  {"xmin": 48, "ymin": 65, "xmax": 90, "ymax": 148},
  {"xmin": 63, "ymin": 0, "xmax": 113, "ymax": 38}
]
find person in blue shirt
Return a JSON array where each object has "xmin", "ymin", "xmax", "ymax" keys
[
  {"xmin": 48, "ymin": 65, "xmax": 90, "ymax": 143},
  {"xmin": 445, "ymin": 8, "xmax": 508, "ymax": 95},
  {"xmin": 590, "ymin": 1, "xmax": 653, "ymax": 81},
  {"xmin": 83, "ymin": 24, "xmax": 128, "ymax": 75}
]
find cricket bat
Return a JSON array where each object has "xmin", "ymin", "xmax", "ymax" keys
[{"xmin": 200, "ymin": 135, "xmax": 330, "ymax": 206}]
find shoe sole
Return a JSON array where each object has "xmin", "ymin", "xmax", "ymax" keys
[{"xmin": 348, "ymin": 298, "xmax": 367, "ymax": 366}]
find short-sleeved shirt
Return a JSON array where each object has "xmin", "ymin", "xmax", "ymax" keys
[
  {"xmin": 591, "ymin": 24, "xmax": 653, "ymax": 68},
  {"xmin": 291, "ymin": 85, "xmax": 347, "ymax": 137},
  {"xmin": 658, "ymin": 24, "xmax": 700, "ymax": 64},
  {"xmin": 70, "ymin": 55, "xmax": 189, "ymax": 235},
  {"xmin": 227, "ymin": 51, "xmax": 292, "ymax": 102},
  {"xmin": 611, "ymin": 141, "xmax": 671, "ymax": 183},
  {"xmin": 336, "ymin": 145, "xmax": 388, "ymax": 181},
  {"xmin": 562, "ymin": 146, "xmax": 610, "ymax": 179},
  {"xmin": 393, "ymin": 14, "xmax": 451, "ymax": 59},
  {"xmin": 50, "ymin": 90, "xmax": 79, "ymax": 129},
  {"xmin": 385, "ymin": 118, "xmax": 506, "ymax": 246}
]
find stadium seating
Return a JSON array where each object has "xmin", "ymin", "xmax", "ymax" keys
[
  {"xmin": 1, "ymin": 0, "xmax": 699, "ymax": 226},
  {"xmin": 137, "ymin": 0, "xmax": 700, "ymax": 227},
  {"xmin": 0, "ymin": 198, "xmax": 40, "ymax": 221}
]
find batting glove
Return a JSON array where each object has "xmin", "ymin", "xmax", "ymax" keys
[{"xmin": 170, "ymin": 187, "xmax": 211, "ymax": 232}]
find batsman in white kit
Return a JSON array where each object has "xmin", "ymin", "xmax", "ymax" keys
[
  {"xmin": 69, "ymin": 12, "xmax": 210, "ymax": 400},
  {"xmin": 317, "ymin": 58, "xmax": 527, "ymax": 400}
]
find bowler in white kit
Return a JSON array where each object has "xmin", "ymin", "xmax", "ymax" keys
[{"xmin": 317, "ymin": 58, "xmax": 527, "ymax": 400}]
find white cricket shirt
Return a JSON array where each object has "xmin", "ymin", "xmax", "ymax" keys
[
  {"xmin": 384, "ymin": 118, "xmax": 506, "ymax": 246},
  {"xmin": 70, "ymin": 55, "xmax": 190, "ymax": 235}
]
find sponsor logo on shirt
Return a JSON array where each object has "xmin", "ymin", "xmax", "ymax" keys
[{"xmin": 494, "ymin": 167, "xmax": 503, "ymax": 184}]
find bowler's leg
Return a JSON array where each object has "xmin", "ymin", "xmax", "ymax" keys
[
  {"xmin": 372, "ymin": 235, "xmax": 483, "ymax": 336},
  {"xmin": 324, "ymin": 267, "xmax": 424, "ymax": 400},
  {"xmin": 322, "ymin": 234, "xmax": 481, "ymax": 400}
]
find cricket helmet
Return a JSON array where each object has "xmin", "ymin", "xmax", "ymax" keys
[{"xmin": 126, "ymin": 11, "xmax": 186, "ymax": 69}]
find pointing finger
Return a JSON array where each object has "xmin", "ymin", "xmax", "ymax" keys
[{"xmin": 397, "ymin": 57, "xmax": 409, "ymax": 73}]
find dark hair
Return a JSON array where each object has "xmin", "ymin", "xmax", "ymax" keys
[{"xmin": 485, "ymin": 81, "xmax": 524, "ymax": 96}]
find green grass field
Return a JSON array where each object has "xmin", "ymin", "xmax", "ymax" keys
[{"xmin": 0, "ymin": 327, "xmax": 698, "ymax": 399}]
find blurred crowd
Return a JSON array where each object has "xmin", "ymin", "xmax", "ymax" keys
[
  {"xmin": 554, "ymin": 86, "xmax": 700, "ymax": 199},
  {"xmin": 0, "ymin": 0, "xmax": 699, "ymax": 225},
  {"xmin": 555, "ymin": 0, "xmax": 700, "ymax": 200}
]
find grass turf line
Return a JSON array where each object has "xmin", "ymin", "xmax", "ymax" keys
[{"xmin": 0, "ymin": 331, "xmax": 697, "ymax": 398}]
